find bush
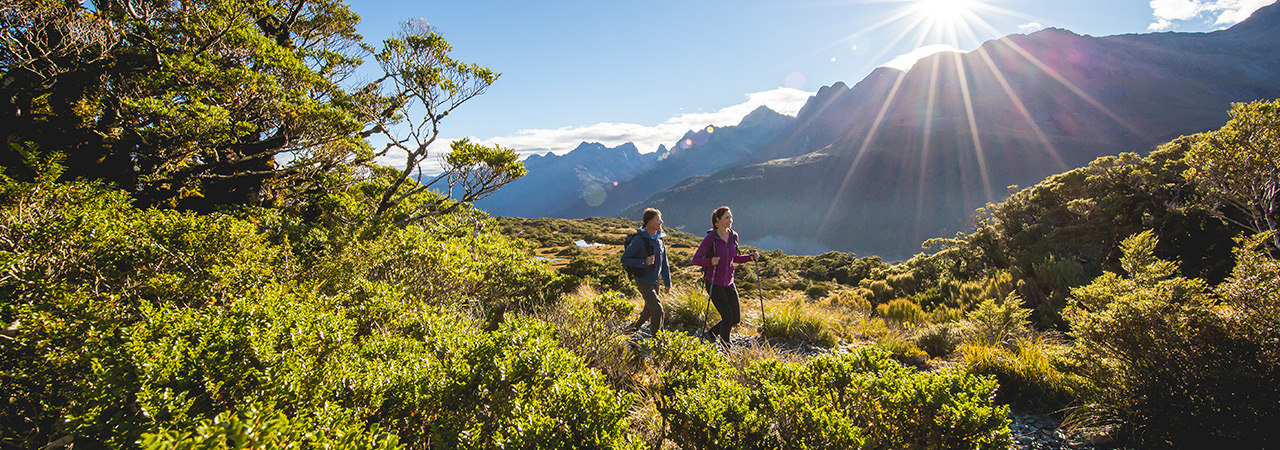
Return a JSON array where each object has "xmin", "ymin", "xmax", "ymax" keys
[
  {"xmin": 640, "ymin": 332, "xmax": 771, "ymax": 449},
  {"xmin": 141, "ymin": 407, "xmax": 401, "ymax": 450},
  {"xmin": 965, "ymin": 294, "xmax": 1032, "ymax": 346},
  {"xmin": 1065, "ymin": 231, "xmax": 1280, "ymax": 447},
  {"xmin": 876, "ymin": 298, "xmax": 926, "ymax": 326},
  {"xmin": 537, "ymin": 291, "xmax": 639, "ymax": 389},
  {"xmin": 747, "ymin": 349, "xmax": 1011, "ymax": 449},
  {"xmin": 916, "ymin": 322, "xmax": 966, "ymax": 358},
  {"xmin": 0, "ymin": 181, "xmax": 635, "ymax": 449},
  {"xmin": 559, "ymin": 256, "xmax": 638, "ymax": 297},
  {"xmin": 804, "ymin": 283, "xmax": 829, "ymax": 299}
]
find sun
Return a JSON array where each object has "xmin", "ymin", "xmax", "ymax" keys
[{"xmin": 913, "ymin": 0, "xmax": 982, "ymax": 24}]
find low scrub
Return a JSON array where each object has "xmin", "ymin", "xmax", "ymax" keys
[{"xmin": 638, "ymin": 334, "xmax": 1011, "ymax": 450}]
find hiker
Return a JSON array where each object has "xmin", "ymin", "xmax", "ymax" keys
[
  {"xmin": 692, "ymin": 206, "xmax": 758, "ymax": 345},
  {"xmin": 621, "ymin": 208, "xmax": 672, "ymax": 334}
]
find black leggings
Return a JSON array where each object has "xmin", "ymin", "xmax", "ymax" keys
[{"xmin": 707, "ymin": 283, "xmax": 740, "ymax": 344}]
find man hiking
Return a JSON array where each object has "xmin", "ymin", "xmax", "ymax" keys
[{"xmin": 621, "ymin": 208, "xmax": 672, "ymax": 335}]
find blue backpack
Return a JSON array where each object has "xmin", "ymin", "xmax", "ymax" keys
[{"xmin": 622, "ymin": 232, "xmax": 653, "ymax": 278}]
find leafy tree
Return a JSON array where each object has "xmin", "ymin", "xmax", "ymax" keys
[
  {"xmin": 1184, "ymin": 98, "xmax": 1280, "ymax": 250},
  {"xmin": 0, "ymin": 0, "xmax": 516, "ymax": 218}
]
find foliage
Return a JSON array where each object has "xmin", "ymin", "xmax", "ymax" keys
[
  {"xmin": 964, "ymin": 294, "xmax": 1032, "ymax": 347},
  {"xmin": 558, "ymin": 256, "xmax": 638, "ymax": 297},
  {"xmin": 826, "ymin": 289, "xmax": 873, "ymax": 315},
  {"xmin": 803, "ymin": 283, "xmax": 829, "ymax": 300},
  {"xmin": 920, "ymin": 137, "xmax": 1238, "ymax": 327},
  {"xmin": 876, "ymin": 333, "xmax": 930, "ymax": 369},
  {"xmin": 747, "ymin": 349, "xmax": 1011, "ymax": 449},
  {"xmin": 141, "ymin": 407, "xmax": 401, "ymax": 450},
  {"xmin": 663, "ymin": 285, "xmax": 718, "ymax": 330},
  {"xmin": 795, "ymin": 251, "xmax": 886, "ymax": 286},
  {"xmin": 1065, "ymin": 230, "xmax": 1280, "ymax": 448},
  {"xmin": 0, "ymin": 180, "xmax": 634, "ymax": 449},
  {"xmin": 0, "ymin": 0, "xmax": 519, "ymax": 219},
  {"xmin": 915, "ymin": 322, "xmax": 966, "ymax": 359},
  {"xmin": 1184, "ymin": 99, "xmax": 1280, "ymax": 249},
  {"xmin": 637, "ymin": 335, "xmax": 1010, "ymax": 450},
  {"xmin": 533, "ymin": 290, "xmax": 639, "ymax": 390}
]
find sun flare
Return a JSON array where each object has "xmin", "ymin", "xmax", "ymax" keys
[{"xmin": 914, "ymin": 0, "xmax": 981, "ymax": 23}]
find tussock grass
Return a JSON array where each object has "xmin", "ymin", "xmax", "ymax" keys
[
  {"xmin": 758, "ymin": 296, "xmax": 841, "ymax": 348},
  {"xmin": 961, "ymin": 334, "xmax": 1078, "ymax": 408},
  {"xmin": 664, "ymin": 283, "xmax": 719, "ymax": 330}
]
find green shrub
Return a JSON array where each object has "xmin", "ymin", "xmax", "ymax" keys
[
  {"xmin": 804, "ymin": 283, "xmax": 829, "ymax": 299},
  {"xmin": 556, "ymin": 256, "xmax": 638, "ymax": 297},
  {"xmin": 965, "ymin": 294, "xmax": 1032, "ymax": 346},
  {"xmin": 141, "ymin": 407, "xmax": 402, "ymax": 450},
  {"xmin": 747, "ymin": 349, "xmax": 1011, "ymax": 449},
  {"xmin": 875, "ymin": 298, "xmax": 926, "ymax": 325},
  {"xmin": 909, "ymin": 286, "xmax": 947, "ymax": 310},
  {"xmin": 915, "ymin": 322, "xmax": 965, "ymax": 359},
  {"xmin": 538, "ymin": 291, "xmax": 639, "ymax": 389},
  {"xmin": 867, "ymin": 279, "xmax": 894, "ymax": 302},
  {"xmin": 928, "ymin": 305, "xmax": 966, "ymax": 323},
  {"xmin": 1065, "ymin": 231, "xmax": 1280, "ymax": 447},
  {"xmin": 0, "ymin": 181, "xmax": 636, "ymax": 449},
  {"xmin": 641, "ymin": 332, "xmax": 770, "ymax": 450}
]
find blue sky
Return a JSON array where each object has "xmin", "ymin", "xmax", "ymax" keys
[{"xmin": 349, "ymin": 0, "xmax": 1274, "ymax": 169}]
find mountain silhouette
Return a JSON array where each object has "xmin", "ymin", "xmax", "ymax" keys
[{"xmin": 627, "ymin": 2, "xmax": 1280, "ymax": 260}]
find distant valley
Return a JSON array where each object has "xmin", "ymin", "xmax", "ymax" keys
[{"xmin": 477, "ymin": 2, "xmax": 1280, "ymax": 260}]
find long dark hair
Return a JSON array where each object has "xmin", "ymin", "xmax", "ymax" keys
[{"xmin": 711, "ymin": 206, "xmax": 730, "ymax": 229}]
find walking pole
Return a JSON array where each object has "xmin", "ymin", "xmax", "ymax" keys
[
  {"xmin": 754, "ymin": 258, "xmax": 765, "ymax": 330},
  {"xmin": 701, "ymin": 239, "xmax": 717, "ymax": 337}
]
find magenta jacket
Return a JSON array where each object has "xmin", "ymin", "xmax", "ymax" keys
[{"xmin": 692, "ymin": 229, "xmax": 755, "ymax": 287}]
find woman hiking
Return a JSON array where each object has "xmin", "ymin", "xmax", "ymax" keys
[
  {"xmin": 621, "ymin": 208, "xmax": 672, "ymax": 335},
  {"xmin": 691, "ymin": 206, "xmax": 758, "ymax": 346}
]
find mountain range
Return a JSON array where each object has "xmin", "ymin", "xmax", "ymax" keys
[{"xmin": 478, "ymin": 2, "xmax": 1280, "ymax": 260}]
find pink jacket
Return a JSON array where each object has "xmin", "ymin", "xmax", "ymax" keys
[{"xmin": 691, "ymin": 229, "xmax": 755, "ymax": 287}]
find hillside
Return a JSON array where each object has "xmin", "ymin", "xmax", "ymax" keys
[{"xmin": 633, "ymin": 5, "xmax": 1280, "ymax": 259}]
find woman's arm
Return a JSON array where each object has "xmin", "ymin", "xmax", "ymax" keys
[{"xmin": 691, "ymin": 236, "xmax": 714, "ymax": 267}]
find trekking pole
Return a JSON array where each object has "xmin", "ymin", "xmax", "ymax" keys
[
  {"xmin": 701, "ymin": 239, "xmax": 717, "ymax": 334},
  {"xmin": 703, "ymin": 263, "xmax": 716, "ymax": 331},
  {"xmin": 754, "ymin": 258, "xmax": 765, "ymax": 331}
]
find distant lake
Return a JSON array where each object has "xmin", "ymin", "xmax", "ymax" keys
[{"xmin": 574, "ymin": 240, "xmax": 603, "ymax": 247}]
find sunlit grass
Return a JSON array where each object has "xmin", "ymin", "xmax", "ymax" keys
[{"xmin": 759, "ymin": 296, "xmax": 842, "ymax": 348}]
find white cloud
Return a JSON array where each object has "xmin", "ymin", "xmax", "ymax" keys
[
  {"xmin": 384, "ymin": 87, "xmax": 816, "ymax": 174},
  {"xmin": 1210, "ymin": 0, "xmax": 1274, "ymax": 25},
  {"xmin": 1017, "ymin": 22, "xmax": 1045, "ymax": 33},
  {"xmin": 881, "ymin": 44, "xmax": 965, "ymax": 72},
  {"xmin": 1148, "ymin": 0, "xmax": 1272, "ymax": 30}
]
